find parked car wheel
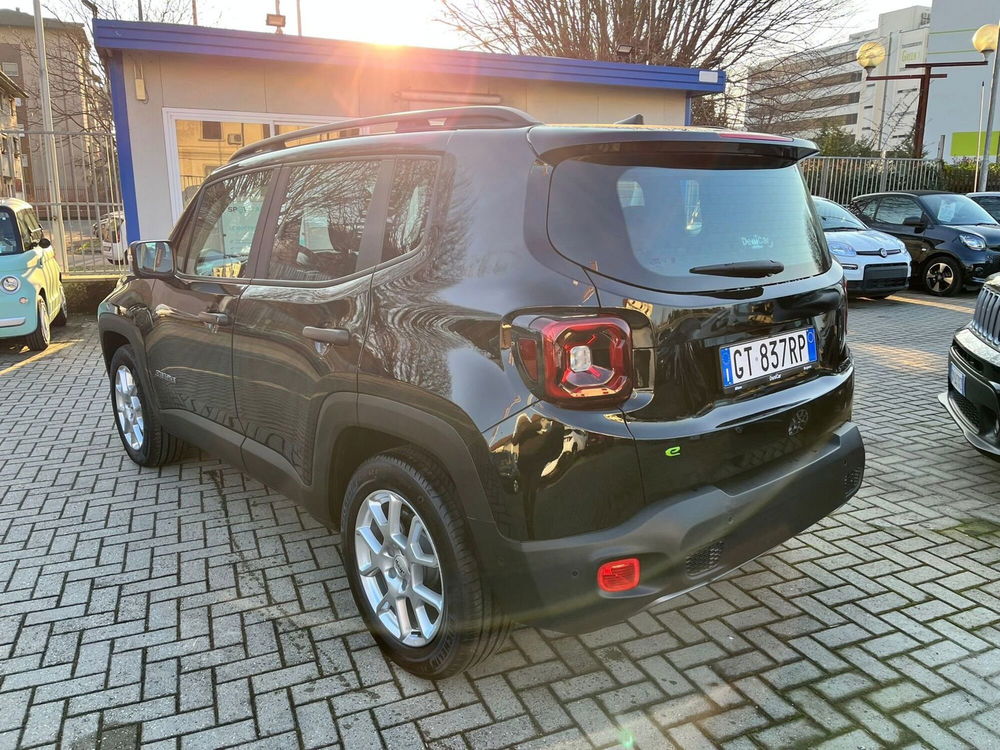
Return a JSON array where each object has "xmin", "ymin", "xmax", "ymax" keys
[
  {"xmin": 109, "ymin": 345, "xmax": 184, "ymax": 466},
  {"xmin": 52, "ymin": 294, "xmax": 68, "ymax": 327},
  {"xmin": 341, "ymin": 449, "xmax": 510, "ymax": 679},
  {"xmin": 923, "ymin": 257, "xmax": 962, "ymax": 297},
  {"xmin": 24, "ymin": 298, "xmax": 50, "ymax": 351}
]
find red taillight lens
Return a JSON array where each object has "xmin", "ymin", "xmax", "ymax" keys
[
  {"xmin": 516, "ymin": 316, "xmax": 633, "ymax": 407},
  {"xmin": 598, "ymin": 558, "xmax": 640, "ymax": 592}
]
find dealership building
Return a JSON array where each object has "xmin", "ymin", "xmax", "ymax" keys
[{"xmin": 93, "ymin": 19, "xmax": 725, "ymax": 244}]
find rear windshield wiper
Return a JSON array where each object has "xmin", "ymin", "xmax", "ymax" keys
[{"xmin": 689, "ymin": 260, "xmax": 785, "ymax": 278}]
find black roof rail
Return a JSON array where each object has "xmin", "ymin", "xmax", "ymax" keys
[{"xmin": 229, "ymin": 105, "xmax": 541, "ymax": 163}]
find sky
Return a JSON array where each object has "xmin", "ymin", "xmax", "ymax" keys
[{"xmin": 2, "ymin": 0, "xmax": 935, "ymax": 51}]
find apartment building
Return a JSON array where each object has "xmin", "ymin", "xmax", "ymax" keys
[
  {"xmin": 747, "ymin": 6, "xmax": 931, "ymax": 148},
  {"xmin": 0, "ymin": 9, "xmax": 94, "ymax": 203}
]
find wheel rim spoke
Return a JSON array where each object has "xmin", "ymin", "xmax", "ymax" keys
[
  {"xmin": 407, "ymin": 518, "xmax": 437, "ymax": 568},
  {"xmin": 410, "ymin": 583, "xmax": 442, "ymax": 611}
]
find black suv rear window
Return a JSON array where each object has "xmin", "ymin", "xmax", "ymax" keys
[{"xmin": 547, "ymin": 155, "xmax": 829, "ymax": 293}]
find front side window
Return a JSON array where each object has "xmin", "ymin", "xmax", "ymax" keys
[
  {"xmin": 547, "ymin": 155, "xmax": 827, "ymax": 293},
  {"xmin": 383, "ymin": 159, "xmax": 436, "ymax": 261},
  {"xmin": 266, "ymin": 160, "xmax": 380, "ymax": 282},
  {"xmin": 0, "ymin": 208, "xmax": 19, "ymax": 255},
  {"xmin": 874, "ymin": 196, "xmax": 921, "ymax": 225},
  {"xmin": 179, "ymin": 170, "xmax": 271, "ymax": 278}
]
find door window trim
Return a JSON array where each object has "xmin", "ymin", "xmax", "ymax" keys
[
  {"xmin": 248, "ymin": 156, "xmax": 395, "ymax": 288},
  {"xmin": 171, "ymin": 165, "xmax": 279, "ymax": 283}
]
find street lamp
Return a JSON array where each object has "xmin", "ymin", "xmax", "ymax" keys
[
  {"xmin": 973, "ymin": 23, "xmax": 999, "ymax": 191},
  {"xmin": 856, "ymin": 39, "xmax": 986, "ymax": 159}
]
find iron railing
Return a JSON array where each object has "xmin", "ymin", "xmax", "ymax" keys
[
  {"xmin": 801, "ymin": 156, "xmax": 943, "ymax": 205},
  {"xmin": 2, "ymin": 129, "xmax": 125, "ymax": 276}
]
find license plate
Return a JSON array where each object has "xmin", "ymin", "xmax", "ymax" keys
[
  {"xmin": 720, "ymin": 328, "xmax": 818, "ymax": 389},
  {"xmin": 951, "ymin": 363, "xmax": 966, "ymax": 396}
]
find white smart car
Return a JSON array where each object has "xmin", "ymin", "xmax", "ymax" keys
[{"xmin": 814, "ymin": 197, "xmax": 911, "ymax": 298}]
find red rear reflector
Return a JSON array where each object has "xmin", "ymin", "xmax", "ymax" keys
[{"xmin": 597, "ymin": 558, "xmax": 640, "ymax": 592}]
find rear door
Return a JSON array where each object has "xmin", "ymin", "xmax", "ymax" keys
[
  {"xmin": 144, "ymin": 169, "xmax": 272, "ymax": 439},
  {"xmin": 232, "ymin": 157, "xmax": 387, "ymax": 491},
  {"xmin": 542, "ymin": 142, "xmax": 852, "ymax": 501}
]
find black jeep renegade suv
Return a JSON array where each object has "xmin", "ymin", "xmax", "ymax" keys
[{"xmin": 98, "ymin": 106, "xmax": 865, "ymax": 678}]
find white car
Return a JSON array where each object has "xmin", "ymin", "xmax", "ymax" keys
[
  {"xmin": 814, "ymin": 197, "xmax": 911, "ymax": 298},
  {"xmin": 97, "ymin": 211, "xmax": 126, "ymax": 264},
  {"xmin": 968, "ymin": 192, "xmax": 1000, "ymax": 222}
]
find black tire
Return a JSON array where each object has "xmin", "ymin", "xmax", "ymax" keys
[
  {"xmin": 341, "ymin": 448, "xmax": 510, "ymax": 679},
  {"xmin": 24, "ymin": 297, "xmax": 50, "ymax": 351},
  {"xmin": 52, "ymin": 293, "xmax": 68, "ymax": 327},
  {"xmin": 109, "ymin": 345, "xmax": 184, "ymax": 466},
  {"xmin": 922, "ymin": 256, "xmax": 962, "ymax": 297}
]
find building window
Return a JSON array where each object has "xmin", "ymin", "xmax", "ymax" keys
[
  {"xmin": 1, "ymin": 62, "xmax": 18, "ymax": 77},
  {"xmin": 201, "ymin": 121, "xmax": 223, "ymax": 140}
]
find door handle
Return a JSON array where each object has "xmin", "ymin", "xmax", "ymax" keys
[
  {"xmin": 197, "ymin": 311, "xmax": 230, "ymax": 326},
  {"xmin": 303, "ymin": 326, "xmax": 351, "ymax": 346}
]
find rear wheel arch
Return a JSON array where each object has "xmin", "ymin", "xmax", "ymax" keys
[{"xmin": 318, "ymin": 394, "xmax": 497, "ymax": 538}]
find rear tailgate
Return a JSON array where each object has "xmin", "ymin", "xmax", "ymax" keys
[{"xmin": 533, "ymin": 126, "xmax": 854, "ymax": 504}]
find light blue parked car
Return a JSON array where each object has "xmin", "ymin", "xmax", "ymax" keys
[{"xmin": 0, "ymin": 198, "xmax": 68, "ymax": 350}]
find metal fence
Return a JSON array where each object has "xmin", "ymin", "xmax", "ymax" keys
[
  {"xmin": 801, "ymin": 156, "xmax": 944, "ymax": 205},
  {"xmin": 3, "ymin": 129, "xmax": 125, "ymax": 276}
]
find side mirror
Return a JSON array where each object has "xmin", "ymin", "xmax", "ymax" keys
[
  {"xmin": 37, "ymin": 236, "xmax": 51, "ymax": 249},
  {"xmin": 130, "ymin": 240, "xmax": 175, "ymax": 278},
  {"xmin": 902, "ymin": 216, "xmax": 926, "ymax": 230}
]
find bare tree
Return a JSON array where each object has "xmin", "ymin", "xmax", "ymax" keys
[{"xmin": 439, "ymin": 0, "xmax": 852, "ymax": 126}]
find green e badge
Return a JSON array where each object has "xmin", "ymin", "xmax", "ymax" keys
[{"xmin": 664, "ymin": 446, "xmax": 681, "ymax": 457}]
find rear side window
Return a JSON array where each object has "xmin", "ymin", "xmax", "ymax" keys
[
  {"xmin": 267, "ymin": 160, "xmax": 380, "ymax": 282},
  {"xmin": 383, "ymin": 158, "xmax": 436, "ymax": 261},
  {"xmin": 179, "ymin": 170, "xmax": 271, "ymax": 278},
  {"xmin": 547, "ymin": 156, "xmax": 828, "ymax": 293}
]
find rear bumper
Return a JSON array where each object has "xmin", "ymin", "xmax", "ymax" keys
[{"xmin": 475, "ymin": 421, "xmax": 865, "ymax": 632}]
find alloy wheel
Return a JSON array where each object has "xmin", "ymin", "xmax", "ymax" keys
[
  {"xmin": 354, "ymin": 489, "xmax": 444, "ymax": 647},
  {"xmin": 925, "ymin": 262, "xmax": 955, "ymax": 294},
  {"xmin": 114, "ymin": 365, "xmax": 145, "ymax": 451}
]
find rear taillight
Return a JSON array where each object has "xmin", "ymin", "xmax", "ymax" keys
[{"xmin": 514, "ymin": 316, "xmax": 633, "ymax": 407}]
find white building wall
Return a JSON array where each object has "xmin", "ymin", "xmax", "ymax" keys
[{"xmin": 923, "ymin": 0, "xmax": 1000, "ymax": 159}]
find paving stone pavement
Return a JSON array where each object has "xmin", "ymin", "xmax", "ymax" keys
[{"xmin": 3, "ymin": 291, "xmax": 1000, "ymax": 750}]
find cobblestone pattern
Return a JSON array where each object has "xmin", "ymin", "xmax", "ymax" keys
[{"xmin": 2, "ymin": 291, "xmax": 1000, "ymax": 749}]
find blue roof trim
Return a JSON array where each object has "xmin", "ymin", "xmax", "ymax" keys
[{"xmin": 93, "ymin": 19, "xmax": 726, "ymax": 94}]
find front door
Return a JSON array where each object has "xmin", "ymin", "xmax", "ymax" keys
[
  {"xmin": 145, "ymin": 168, "xmax": 273, "ymax": 437},
  {"xmin": 233, "ymin": 158, "xmax": 388, "ymax": 494},
  {"xmin": 871, "ymin": 195, "xmax": 929, "ymax": 263}
]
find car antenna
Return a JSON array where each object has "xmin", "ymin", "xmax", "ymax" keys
[{"xmin": 615, "ymin": 114, "xmax": 644, "ymax": 125}]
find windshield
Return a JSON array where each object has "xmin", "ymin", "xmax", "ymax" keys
[
  {"xmin": 815, "ymin": 199, "xmax": 866, "ymax": 231},
  {"xmin": 547, "ymin": 156, "xmax": 828, "ymax": 293},
  {"xmin": 0, "ymin": 209, "xmax": 19, "ymax": 255},
  {"xmin": 923, "ymin": 194, "xmax": 998, "ymax": 226}
]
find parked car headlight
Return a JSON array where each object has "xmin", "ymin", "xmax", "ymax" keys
[
  {"xmin": 827, "ymin": 241, "xmax": 856, "ymax": 257},
  {"xmin": 1, "ymin": 276, "xmax": 20, "ymax": 292},
  {"xmin": 960, "ymin": 234, "xmax": 987, "ymax": 251}
]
